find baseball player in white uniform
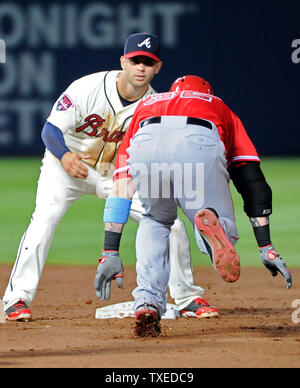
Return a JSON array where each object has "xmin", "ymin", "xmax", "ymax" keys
[{"xmin": 2, "ymin": 33, "xmax": 206, "ymax": 321}]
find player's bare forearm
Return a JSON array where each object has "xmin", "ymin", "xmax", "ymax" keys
[
  {"xmin": 250, "ymin": 216, "xmax": 269, "ymax": 228},
  {"xmin": 105, "ymin": 223, "xmax": 125, "ymax": 233},
  {"xmin": 102, "ymin": 180, "xmax": 133, "ymax": 248},
  {"xmin": 112, "ymin": 177, "xmax": 135, "ymax": 199}
]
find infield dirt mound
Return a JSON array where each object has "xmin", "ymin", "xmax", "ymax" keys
[{"xmin": 0, "ymin": 264, "xmax": 300, "ymax": 368}]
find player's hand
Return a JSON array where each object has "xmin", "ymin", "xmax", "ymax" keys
[
  {"xmin": 61, "ymin": 152, "xmax": 89, "ymax": 179},
  {"xmin": 259, "ymin": 244, "xmax": 292, "ymax": 289},
  {"xmin": 94, "ymin": 250, "xmax": 124, "ymax": 300}
]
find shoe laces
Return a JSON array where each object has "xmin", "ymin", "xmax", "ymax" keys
[
  {"xmin": 193, "ymin": 298, "xmax": 210, "ymax": 307},
  {"xmin": 14, "ymin": 300, "xmax": 26, "ymax": 309}
]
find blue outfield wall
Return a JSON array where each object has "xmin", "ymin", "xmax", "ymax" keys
[{"xmin": 0, "ymin": 0, "xmax": 299, "ymax": 156}]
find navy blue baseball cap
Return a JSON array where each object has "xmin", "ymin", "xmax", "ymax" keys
[{"xmin": 123, "ymin": 33, "xmax": 161, "ymax": 62}]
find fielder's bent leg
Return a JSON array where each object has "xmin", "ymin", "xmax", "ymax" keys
[{"xmin": 3, "ymin": 153, "xmax": 83, "ymax": 311}]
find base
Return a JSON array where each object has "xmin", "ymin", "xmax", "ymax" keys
[
  {"xmin": 95, "ymin": 301, "xmax": 181, "ymax": 320},
  {"xmin": 0, "ymin": 299, "xmax": 6, "ymax": 324}
]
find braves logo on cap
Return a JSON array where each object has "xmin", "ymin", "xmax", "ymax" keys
[
  {"xmin": 56, "ymin": 94, "xmax": 73, "ymax": 111},
  {"xmin": 138, "ymin": 37, "xmax": 151, "ymax": 48}
]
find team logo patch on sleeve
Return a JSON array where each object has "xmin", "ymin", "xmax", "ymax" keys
[{"xmin": 56, "ymin": 94, "xmax": 73, "ymax": 111}]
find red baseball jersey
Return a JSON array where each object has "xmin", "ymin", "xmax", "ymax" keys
[{"xmin": 114, "ymin": 90, "xmax": 260, "ymax": 179}]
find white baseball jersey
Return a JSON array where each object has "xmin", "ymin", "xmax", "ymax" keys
[
  {"xmin": 3, "ymin": 69, "xmax": 202, "ymax": 314},
  {"xmin": 47, "ymin": 70, "xmax": 155, "ymax": 176}
]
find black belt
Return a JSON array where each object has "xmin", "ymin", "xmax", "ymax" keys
[{"xmin": 140, "ymin": 116, "xmax": 212, "ymax": 130}]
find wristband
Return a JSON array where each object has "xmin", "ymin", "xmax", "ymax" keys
[
  {"xmin": 253, "ymin": 224, "xmax": 271, "ymax": 247},
  {"xmin": 103, "ymin": 231, "xmax": 122, "ymax": 251},
  {"xmin": 103, "ymin": 197, "xmax": 132, "ymax": 224}
]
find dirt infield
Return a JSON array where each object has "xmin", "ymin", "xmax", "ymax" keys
[{"xmin": 0, "ymin": 264, "xmax": 300, "ymax": 368}]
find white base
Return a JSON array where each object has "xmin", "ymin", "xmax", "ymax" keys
[
  {"xmin": 95, "ymin": 301, "xmax": 181, "ymax": 320},
  {"xmin": 0, "ymin": 300, "xmax": 6, "ymax": 324}
]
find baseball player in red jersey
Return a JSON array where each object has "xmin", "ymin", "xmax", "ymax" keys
[{"xmin": 94, "ymin": 75, "xmax": 292, "ymax": 337}]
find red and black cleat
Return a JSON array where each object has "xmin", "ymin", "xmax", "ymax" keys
[
  {"xmin": 195, "ymin": 208, "xmax": 240, "ymax": 283},
  {"xmin": 134, "ymin": 305, "xmax": 161, "ymax": 338},
  {"xmin": 180, "ymin": 298, "xmax": 219, "ymax": 319},
  {"xmin": 5, "ymin": 300, "xmax": 32, "ymax": 322}
]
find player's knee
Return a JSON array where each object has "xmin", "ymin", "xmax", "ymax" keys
[
  {"xmin": 32, "ymin": 205, "xmax": 66, "ymax": 226},
  {"xmin": 171, "ymin": 218, "xmax": 186, "ymax": 234}
]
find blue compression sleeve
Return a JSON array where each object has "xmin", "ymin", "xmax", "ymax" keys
[
  {"xmin": 41, "ymin": 121, "xmax": 70, "ymax": 160},
  {"xmin": 103, "ymin": 197, "xmax": 132, "ymax": 224}
]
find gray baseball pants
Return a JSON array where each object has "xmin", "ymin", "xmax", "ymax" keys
[{"xmin": 127, "ymin": 116, "xmax": 239, "ymax": 318}]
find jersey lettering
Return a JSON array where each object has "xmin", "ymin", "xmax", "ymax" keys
[
  {"xmin": 107, "ymin": 131, "xmax": 125, "ymax": 143},
  {"xmin": 181, "ymin": 91, "xmax": 213, "ymax": 102},
  {"xmin": 76, "ymin": 117, "xmax": 125, "ymax": 144},
  {"xmin": 143, "ymin": 92, "xmax": 176, "ymax": 105},
  {"xmin": 76, "ymin": 114, "xmax": 105, "ymax": 137},
  {"xmin": 96, "ymin": 128, "xmax": 125, "ymax": 143},
  {"xmin": 96, "ymin": 127, "xmax": 109, "ymax": 141}
]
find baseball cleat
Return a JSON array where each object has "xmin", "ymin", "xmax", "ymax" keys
[
  {"xmin": 180, "ymin": 298, "xmax": 219, "ymax": 319},
  {"xmin": 134, "ymin": 304, "xmax": 161, "ymax": 338},
  {"xmin": 5, "ymin": 300, "xmax": 32, "ymax": 322},
  {"xmin": 195, "ymin": 208, "xmax": 240, "ymax": 283}
]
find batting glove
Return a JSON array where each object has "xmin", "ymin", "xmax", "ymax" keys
[
  {"xmin": 94, "ymin": 250, "xmax": 124, "ymax": 300},
  {"xmin": 259, "ymin": 244, "xmax": 292, "ymax": 289}
]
